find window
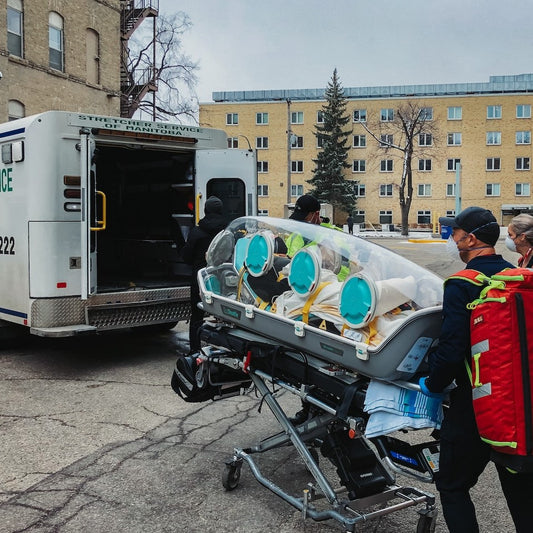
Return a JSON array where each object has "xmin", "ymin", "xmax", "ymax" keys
[
  {"xmin": 353, "ymin": 210, "xmax": 365, "ymax": 223},
  {"xmin": 316, "ymin": 110, "xmax": 324, "ymax": 123},
  {"xmin": 49, "ymin": 12, "xmax": 64, "ymax": 71},
  {"xmin": 420, "ymin": 107, "xmax": 433, "ymax": 121},
  {"xmin": 352, "ymin": 160, "xmax": 366, "ymax": 173},
  {"xmin": 379, "ymin": 210, "xmax": 393, "ymax": 224},
  {"xmin": 417, "ymin": 184, "xmax": 432, "ymax": 197},
  {"xmin": 256, "ymin": 112, "xmax": 268, "ymax": 125},
  {"xmin": 447, "ymin": 158, "xmax": 461, "ymax": 171},
  {"xmin": 380, "ymin": 108, "xmax": 394, "ymax": 122},
  {"xmin": 448, "ymin": 106, "xmax": 462, "ymax": 120},
  {"xmin": 227, "ymin": 137, "xmax": 238, "ymax": 149},
  {"xmin": 446, "ymin": 184, "xmax": 456, "ymax": 197},
  {"xmin": 291, "ymin": 111, "xmax": 304, "ymax": 124},
  {"xmin": 291, "ymin": 184, "xmax": 304, "ymax": 197},
  {"xmin": 516, "ymin": 131, "xmax": 531, "ymax": 144},
  {"xmin": 446, "ymin": 209, "xmax": 456, "ymax": 217},
  {"xmin": 86, "ymin": 28, "xmax": 99, "ymax": 84},
  {"xmin": 418, "ymin": 159, "xmax": 432, "ymax": 171},
  {"xmin": 487, "ymin": 105, "xmax": 502, "ymax": 119},
  {"xmin": 256, "ymin": 137, "xmax": 268, "ymax": 149},
  {"xmin": 8, "ymin": 100, "xmax": 25, "ymax": 121},
  {"xmin": 486, "ymin": 183, "xmax": 500, "ymax": 196},
  {"xmin": 291, "ymin": 160, "xmax": 303, "ymax": 173},
  {"xmin": 517, "ymin": 104, "xmax": 531, "ymax": 119},
  {"xmin": 419, "ymin": 133, "xmax": 433, "ymax": 146},
  {"xmin": 379, "ymin": 184, "xmax": 393, "ymax": 197},
  {"xmin": 257, "ymin": 161, "xmax": 268, "ymax": 173},
  {"xmin": 380, "ymin": 159, "xmax": 393, "ymax": 172},
  {"xmin": 354, "ymin": 184, "xmax": 366, "ymax": 197},
  {"xmin": 486, "ymin": 131, "xmax": 501, "ymax": 145},
  {"xmin": 447, "ymin": 132, "xmax": 462, "ymax": 146},
  {"xmin": 291, "ymin": 135, "xmax": 303, "ymax": 148},
  {"xmin": 226, "ymin": 113, "xmax": 238, "ymax": 125},
  {"xmin": 486, "ymin": 157, "xmax": 501, "ymax": 171},
  {"xmin": 353, "ymin": 134, "xmax": 366, "ymax": 148},
  {"xmin": 257, "ymin": 185, "xmax": 269, "ymax": 197},
  {"xmin": 353, "ymin": 109, "xmax": 366, "ymax": 122},
  {"xmin": 418, "ymin": 210, "xmax": 431, "ymax": 224},
  {"xmin": 7, "ymin": 0, "xmax": 23, "ymax": 57},
  {"xmin": 380, "ymin": 134, "xmax": 393, "ymax": 147},
  {"xmin": 316, "ymin": 135, "xmax": 324, "ymax": 148},
  {"xmin": 258, "ymin": 209, "xmax": 269, "ymax": 216},
  {"xmin": 516, "ymin": 183, "xmax": 531, "ymax": 196},
  {"xmin": 516, "ymin": 157, "xmax": 530, "ymax": 170}
]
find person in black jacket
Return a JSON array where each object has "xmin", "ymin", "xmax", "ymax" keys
[
  {"xmin": 420, "ymin": 206, "xmax": 533, "ymax": 533},
  {"xmin": 181, "ymin": 196, "xmax": 226, "ymax": 352}
]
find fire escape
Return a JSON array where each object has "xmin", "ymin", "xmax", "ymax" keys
[{"xmin": 120, "ymin": 0, "xmax": 159, "ymax": 118}]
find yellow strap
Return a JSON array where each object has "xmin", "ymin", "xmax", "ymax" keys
[
  {"xmin": 301, "ymin": 281, "xmax": 330, "ymax": 324},
  {"xmin": 472, "ymin": 353, "xmax": 482, "ymax": 387}
]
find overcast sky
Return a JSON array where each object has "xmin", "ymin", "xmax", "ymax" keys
[{"xmin": 159, "ymin": 0, "xmax": 533, "ymax": 103}]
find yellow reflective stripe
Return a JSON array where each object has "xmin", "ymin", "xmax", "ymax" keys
[{"xmin": 480, "ymin": 437, "xmax": 518, "ymax": 449}]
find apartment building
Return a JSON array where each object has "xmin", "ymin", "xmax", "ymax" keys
[
  {"xmin": 0, "ymin": 0, "xmax": 123, "ymax": 122},
  {"xmin": 200, "ymin": 74, "xmax": 533, "ymax": 228}
]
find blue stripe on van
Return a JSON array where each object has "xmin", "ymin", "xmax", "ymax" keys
[
  {"xmin": 0, "ymin": 307, "xmax": 27, "ymax": 319},
  {"xmin": 0, "ymin": 127, "xmax": 25, "ymax": 138}
]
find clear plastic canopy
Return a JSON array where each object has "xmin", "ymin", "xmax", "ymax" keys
[{"xmin": 201, "ymin": 217, "xmax": 443, "ymax": 349}]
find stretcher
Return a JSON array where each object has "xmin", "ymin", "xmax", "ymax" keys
[{"xmin": 171, "ymin": 217, "xmax": 444, "ymax": 532}]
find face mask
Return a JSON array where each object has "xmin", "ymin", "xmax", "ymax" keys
[
  {"xmin": 505, "ymin": 235, "xmax": 517, "ymax": 252},
  {"xmin": 446, "ymin": 235, "xmax": 461, "ymax": 260}
]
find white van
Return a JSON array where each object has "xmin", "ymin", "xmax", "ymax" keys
[{"xmin": 0, "ymin": 111, "xmax": 257, "ymax": 337}]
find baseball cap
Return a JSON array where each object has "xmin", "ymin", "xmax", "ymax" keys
[
  {"xmin": 290, "ymin": 194, "xmax": 320, "ymax": 221},
  {"xmin": 439, "ymin": 206, "xmax": 500, "ymax": 246}
]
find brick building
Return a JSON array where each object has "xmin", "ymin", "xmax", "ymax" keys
[
  {"xmin": 200, "ymin": 74, "xmax": 533, "ymax": 228},
  {"xmin": 0, "ymin": 0, "xmax": 158, "ymax": 122}
]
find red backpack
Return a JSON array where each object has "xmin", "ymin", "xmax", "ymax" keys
[{"xmin": 448, "ymin": 267, "xmax": 533, "ymax": 470}]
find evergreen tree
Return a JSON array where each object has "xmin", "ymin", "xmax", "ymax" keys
[{"xmin": 308, "ymin": 69, "xmax": 356, "ymax": 222}]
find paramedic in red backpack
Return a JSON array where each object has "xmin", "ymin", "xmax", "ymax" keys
[
  {"xmin": 506, "ymin": 213, "xmax": 533, "ymax": 268},
  {"xmin": 419, "ymin": 206, "xmax": 533, "ymax": 533}
]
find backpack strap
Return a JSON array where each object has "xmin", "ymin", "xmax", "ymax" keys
[{"xmin": 445, "ymin": 269, "xmax": 488, "ymax": 286}]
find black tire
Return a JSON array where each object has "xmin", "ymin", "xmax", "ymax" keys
[
  {"xmin": 222, "ymin": 463, "xmax": 241, "ymax": 491},
  {"xmin": 416, "ymin": 513, "xmax": 437, "ymax": 533}
]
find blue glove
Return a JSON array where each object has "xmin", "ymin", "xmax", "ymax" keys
[{"xmin": 418, "ymin": 377, "xmax": 444, "ymax": 398}]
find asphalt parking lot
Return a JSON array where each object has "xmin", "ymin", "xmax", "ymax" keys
[{"xmin": 0, "ymin": 237, "xmax": 518, "ymax": 532}]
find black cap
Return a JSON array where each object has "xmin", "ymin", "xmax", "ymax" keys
[
  {"xmin": 439, "ymin": 206, "xmax": 500, "ymax": 246},
  {"xmin": 290, "ymin": 194, "xmax": 320, "ymax": 221},
  {"xmin": 204, "ymin": 196, "xmax": 223, "ymax": 214}
]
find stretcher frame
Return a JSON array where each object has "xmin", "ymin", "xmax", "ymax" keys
[{"xmin": 196, "ymin": 324, "xmax": 439, "ymax": 532}]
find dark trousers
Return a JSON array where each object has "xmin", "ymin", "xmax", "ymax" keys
[
  {"xmin": 436, "ymin": 388, "xmax": 533, "ymax": 532},
  {"xmin": 188, "ymin": 277, "xmax": 203, "ymax": 352}
]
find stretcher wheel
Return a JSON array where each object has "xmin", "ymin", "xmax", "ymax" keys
[
  {"xmin": 222, "ymin": 462, "xmax": 242, "ymax": 491},
  {"xmin": 416, "ymin": 510, "xmax": 437, "ymax": 533}
]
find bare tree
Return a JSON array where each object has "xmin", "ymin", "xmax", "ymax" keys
[
  {"xmin": 357, "ymin": 101, "xmax": 440, "ymax": 235},
  {"xmin": 126, "ymin": 12, "xmax": 199, "ymax": 123}
]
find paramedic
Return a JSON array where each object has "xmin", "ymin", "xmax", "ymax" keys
[
  {"xmin": 181, "ymin": 196, "xmax": 226, "ymax": 352},
  {"xmin": 285, "ymin": 194, "xmax": 321, "ymax": 257},
  {"xmin": 506, "ymin": 213, "xmax": 533, "ymax": 267},
  {"xmin": 419, "ymin": 206, "xmax": 533, "ymax": 533}
]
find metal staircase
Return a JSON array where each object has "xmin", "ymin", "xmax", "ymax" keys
[{"xmin": 120, "ymin": 0, "xmax": 159, "ymax": 117}]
